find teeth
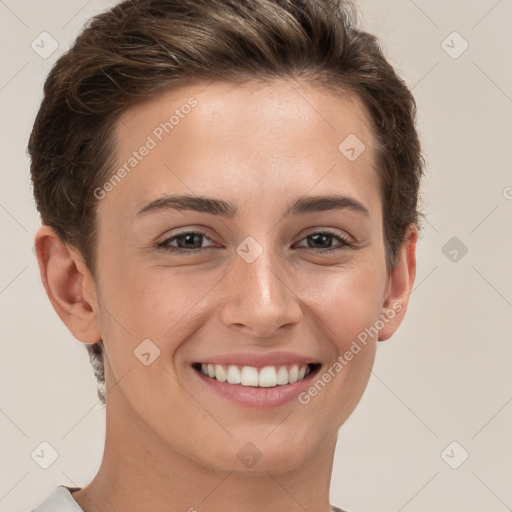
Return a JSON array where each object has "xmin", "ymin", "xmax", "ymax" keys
[
  {"xmin": 241, "ymin": 366, "xmax": 259, "ymax": 386},
  {"xmin": 288, "ymin": 364, "xmax": 299, "ymax": 384},
  {"xmin": 259, "ymin": 366, "xmax": 277, "ymax": 387},
  {"xmin": 198, "ymin": 363, "xmax": 312, "ymax": 387},
  {"xmin": 215, "ymin": 364, "xmax": 227, "ymax": 382},
  {"xmin": 227, "ymin": 365, "xmax": 241, "ymax": 384},
  {"xmin": 276, "ymin": 366, "xmax": 289, "ymax": 385}
]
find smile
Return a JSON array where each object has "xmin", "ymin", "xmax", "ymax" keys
[{"xmin": 192, "ymin": 362, "xmax": 320, "ymax": 388}]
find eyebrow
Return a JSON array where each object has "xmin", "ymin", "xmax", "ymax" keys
[{"xmin": 136, "ymin": 193, "xmax": 370, "ymax": 219}]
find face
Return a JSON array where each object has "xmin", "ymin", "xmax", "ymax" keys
[{"xmin": 84, "ymin": 79, "xmax": 407, "ymax": 473}]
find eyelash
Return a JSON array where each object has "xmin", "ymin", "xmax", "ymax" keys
[{"xmin": 156, "ymin": 229, "xmax": 355, "ymax": 254}]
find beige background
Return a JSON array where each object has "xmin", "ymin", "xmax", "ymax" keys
[{"xmin": 0, "ymin": 1, "xmax": 511, "ymax": 511}]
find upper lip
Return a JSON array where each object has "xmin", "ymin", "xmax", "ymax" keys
[{"xmin": 193, "ymin": 351, "xmax": 320, "ymax": 368}]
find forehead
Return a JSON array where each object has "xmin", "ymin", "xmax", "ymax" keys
[{"xmin": 101, "ymin": 79, "xmax": 380, "ymax": 220}]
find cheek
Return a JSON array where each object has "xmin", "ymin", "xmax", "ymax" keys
[
  {"xmin": 99, "ymin": 249, "xmax": 201, "ymax": 320},
  {"xmin": 296, "ymin": 262, "xmax": 387, "ymax": 347},
  {"xmin": 295, "ymin": 267, "xmax": 383, "ymax": 422},
  {"xmin": 97, "ymin": 262, "xmax": 226, "ymax": 361}
]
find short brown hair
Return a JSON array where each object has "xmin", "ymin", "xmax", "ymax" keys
[{"xmin": 29, "ymin": 0, "xmax": 424, "ymax": 405}]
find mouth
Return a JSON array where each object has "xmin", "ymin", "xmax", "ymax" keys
[{"xmin": 191, "ymin": 362, "xmax": 321, "ymax": 388}]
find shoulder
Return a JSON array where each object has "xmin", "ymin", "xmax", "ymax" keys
[{"xmin": 31, "ymin": 485, "xmax": 83, "ymax": 512}]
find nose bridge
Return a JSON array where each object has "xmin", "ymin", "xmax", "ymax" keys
[{"xmin": 219, "ymin": 238, "xmax": 301, "ymax": 336}]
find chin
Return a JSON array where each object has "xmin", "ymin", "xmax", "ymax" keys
[{"xmin": 203, "ymin": 434, "xmax": 316, "ymax": 475}]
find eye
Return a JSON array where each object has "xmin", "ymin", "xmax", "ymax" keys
[
  {"xmin": 157, "ymin": 230, "xmax": 216, "ymax": 253},
  {"xmin": 294, "ymin": 231, "xmax": 353, "ymax": 252},
  {"xmin": 156, "ymin": 229, "xmax": 354, "ymax": 255}
]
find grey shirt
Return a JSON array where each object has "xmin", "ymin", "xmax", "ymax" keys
[
  {"xmin": 32, "ymin": 485, "xmax": 351, "ymax": 512},
  {"xmin": 31, "ymin": 486, "xmax": 82, "ymax": 511}
]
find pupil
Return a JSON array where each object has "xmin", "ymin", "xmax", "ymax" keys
[
  {"xmin": 310, "ymin": 233, "xmax": 331, "ymax": 248},
  {"xmin": 179, "ymin": 233, "xmax": 201, "ymax": 248},
  {"xmin": 175, "ymin": 233, "xmax": 333, "ymax": 250}
]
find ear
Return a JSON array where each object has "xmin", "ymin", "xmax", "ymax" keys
[
  {"xmin": 378, "ymin": 224, "xmax": 418, "ymax": 341},
  {"xmin": 34, "ymin": 225, "xmax": 101, "ymax": 344}
]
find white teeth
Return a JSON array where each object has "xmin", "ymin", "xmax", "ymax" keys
[
  {"xmin": 241, "ymin": 366, "xmax": 259, "ymax": 386},
  {"xmin": 276, "ymin": 366, "xmax": 289, "ymax": 385},
  {"xmin": 259, "ymin": 366, "xmax": 277, "ymax": 387},
  {"xmin": 198, "ymin": 363, "xmax": 313, "ymax": 387},
  {"xmin": 288, "ymin": 364, "xmax": 299, "ymax": 384},
  {"xmin": 226, "ymin": 365, "xmax": 241, "ymax": 384},
  {"xmin": 215, "ymin": 364, "xmax": 227, "ymax": 382}
]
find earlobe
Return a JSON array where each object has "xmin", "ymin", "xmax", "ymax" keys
[
  {"xmin": 34, "ymin": 225, "xmax": 101, "ymax": 344},
  {"xmin": 378, "ymin": 224, "xmax": 418, "ymax": 341}
]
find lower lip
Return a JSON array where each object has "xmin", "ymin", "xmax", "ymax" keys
[{"xmin": 192, "ymin": 366, "xmax": 320, "ymax": 408}]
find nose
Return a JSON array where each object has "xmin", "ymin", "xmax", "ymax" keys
[{"xmin": 219, "ymin": 246, "xmax": 303, "ymax": 338}]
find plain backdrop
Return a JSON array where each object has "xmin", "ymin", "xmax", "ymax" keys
[{"xmin": 0, "ymin": 1, "xmax": 511, "ymax": 511}]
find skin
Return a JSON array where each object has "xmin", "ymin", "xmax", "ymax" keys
[{"xmin": 35, "ymin": 79, "xmax": 417, "ymax": 512}]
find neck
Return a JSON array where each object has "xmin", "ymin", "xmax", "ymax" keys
[{"xmin": 72, "ymin": 392, "xmax": 337, "ymax": 512}]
